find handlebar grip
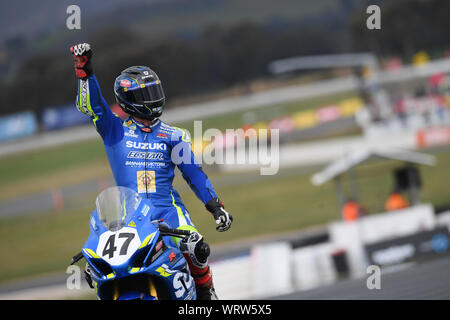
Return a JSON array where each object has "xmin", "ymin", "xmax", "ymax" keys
[
  {"xmin": 175, "ymin": 229, "xmax": 192, "ymax": 236},
  {"xmin": 158, "ymin": 224, "xmax": 191, "ymax": 237}
]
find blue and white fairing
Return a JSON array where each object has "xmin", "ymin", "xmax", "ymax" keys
[{"xmin": 82, "ymin": 186, "xmax": 196, "ymax": 300}]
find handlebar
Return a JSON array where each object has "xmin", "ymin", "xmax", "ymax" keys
[
  {"xmin": 70, "ymin": 251, "xmax": 84, "ymax": 265},
  {"xmin": 158, "ymin": 224, "xmax": 191, "ymax": 238}
]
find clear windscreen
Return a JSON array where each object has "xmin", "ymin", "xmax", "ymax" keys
[{"xmin": 95, "ymin": 186, "xmax": 142, "ymax": 231}]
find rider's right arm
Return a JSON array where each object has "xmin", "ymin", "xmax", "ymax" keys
[{"xmin": 76, "ymin": 75, "xmax": 124, "ymax": 146}]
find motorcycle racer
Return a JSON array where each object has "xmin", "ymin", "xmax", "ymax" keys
[{"xmin": 70, "ymin": 43, "xmax": 232, "ymax": 300}]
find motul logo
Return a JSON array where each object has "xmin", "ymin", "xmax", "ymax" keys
[{"xmin": 120, "ymin": 79, "xmax": 131, "ymax": 87}]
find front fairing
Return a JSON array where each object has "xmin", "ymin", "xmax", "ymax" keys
[
  {"xmin": 84, "ymin": 231, "xmax": 196, "ymax": 300},
  {"xmin": 82, "ymin": 189, "xmax": 195, "ymax": 300}
]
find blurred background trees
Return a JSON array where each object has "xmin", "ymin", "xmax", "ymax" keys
[{"xmin": 0, "ymin": 0, "xmax": 448, "ymax": 116}]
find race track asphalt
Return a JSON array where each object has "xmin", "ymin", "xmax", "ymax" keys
[{"xmin": 271, "ymin": 257, "xmax": 450, "ymax": 300}]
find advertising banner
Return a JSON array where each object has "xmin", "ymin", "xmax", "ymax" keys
[
  {"xmin": 0, "ymin": 111, "xmax": 38, "ymax": 142},
  {"xmin": 416, "ymin": 126, "xmax": 450, "ymax": 149},
  {"xmin": 365, "ymin": 227, "xmax": 450, "ymax": 267},
  {"xmin": 41, "ymin": 104, "xmax": 91, "ymax": 130}
]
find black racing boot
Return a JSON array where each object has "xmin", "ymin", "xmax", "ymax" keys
[{"xmin": 196, "ymin": 285, "xmax": 219, "ymax": 300}]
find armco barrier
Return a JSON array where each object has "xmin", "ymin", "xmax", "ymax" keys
[
  {"xmin": 210, "ymin": 255, "xmax": 253, "ymax": 300},
  {"xmin": 292, "ymin": 243, "xmax": 339, "ymax": 291},
  {"xmin": 212, "ymin": 239, "xmax": 339, "ymax": 298},
  {"xmin": 212, "ymin": 204, "xmax": 439, "ymax": 299},
  {"xmin": 0, "ymin": 111, "xmax": 37, "ymax": 142},
  {"xmin": 329, "ymin": 204, "xmax": 436, "ymax": 277},
  {"xmin": 250, "ymin": 242, "xmax": 293, "ymax": 298}
]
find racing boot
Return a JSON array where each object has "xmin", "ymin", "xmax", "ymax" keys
[{"xmin": 179, "ymin": 232, "xmax": 218, "ymax": 300}]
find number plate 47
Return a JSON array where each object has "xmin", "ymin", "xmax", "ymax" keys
[{"xmin": 96, "ymin": 227, "xmax": 141, "ymax": 266}]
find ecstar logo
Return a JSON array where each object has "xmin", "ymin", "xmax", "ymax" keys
[{"xmin": 127, "ymin": 151, "xmax": 164, "ymax": 160}]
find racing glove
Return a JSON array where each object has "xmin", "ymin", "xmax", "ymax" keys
[
  {"xmin": 70, "ymin": 43, "xmax": 93, "ymax": 80},
  {"xmin": 205, "ymin": 198, "xmax": 233, "ymax": 232}
]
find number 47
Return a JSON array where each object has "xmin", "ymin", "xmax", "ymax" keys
[{"xmin": 103, "ymin": 233, "xmax": 135, "ymax": 258}]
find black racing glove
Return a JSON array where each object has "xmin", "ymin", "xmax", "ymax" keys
[
  {"xmin": 70, "ymin": 43, "xmax": 93, "ymax": 80},
  {"xmin": 205, "ymin": 198, "xmax": 233, "ymax": 232}
]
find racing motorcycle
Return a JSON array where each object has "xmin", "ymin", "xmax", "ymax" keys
[{"xmin": 70, "ymin": 186, "xmax": 196, "ymax": 300}]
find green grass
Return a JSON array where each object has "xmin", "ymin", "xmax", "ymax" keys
[
  {"xmin": 0, "ymin": 138, "xmax": 111, "ymax": 201},
  {"xmin": 0, "ymin": 139, "xmax": 105, "ymax": 184},
  {"xmin": 0, "ymin": 207, "xmax": 91, "ymax": 283}
]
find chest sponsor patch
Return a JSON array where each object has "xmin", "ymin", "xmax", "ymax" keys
[
  {"xmin": 125, "ymin": 130, "xmax": 138, "ymax": 138},
  {"xmin": 137, "ymin": 170, "xmax": 156, "ymax": 193},
  {"xmin": 126, "ymin": 141, "xmax": 167, "ymax": 151},
  {"xmin": 127, "ymin": 151, "xmax": 164, "ymax": 160},
  {"xmin": 157, "ymin": 133, "xmax": 168, "ymax": 139},
  {"xmin": 125, "ymin": 161, "xmax": 166, "ymax": 168}
]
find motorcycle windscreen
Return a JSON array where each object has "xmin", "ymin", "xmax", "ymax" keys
[{"xmin": 96, "ymin": 186, "xmax": 142, "ymax": 231}]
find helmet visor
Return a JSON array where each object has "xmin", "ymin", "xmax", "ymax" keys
[{"xmin": 122, "ymin": 80, "xmax": 164, "ymax": 105}]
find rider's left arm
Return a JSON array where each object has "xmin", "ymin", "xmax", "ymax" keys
[
  {"xmin": 171, "ymin": 129, "xmax": 218, "ymax": 204},
  {"xmin": 171, "ymin": 129, "xmax": 233, "ymax": 231}
]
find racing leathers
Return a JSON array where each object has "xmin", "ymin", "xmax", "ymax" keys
[{"xmin": 76, "ymin": 74, "xmax": 218, "ymax": 297}]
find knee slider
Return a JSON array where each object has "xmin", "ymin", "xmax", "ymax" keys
[
  {"xmin": 180, "ymin": 232, "xmax": 210, "ymax": 267},
  {"xmin": 195, "ymin": 241, "xmax": 210, "ymax": 264}
]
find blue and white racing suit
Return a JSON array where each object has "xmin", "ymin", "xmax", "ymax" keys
[{"xmin": 76, "ymin": 75, "xmax": 217, "ymax": 238}]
